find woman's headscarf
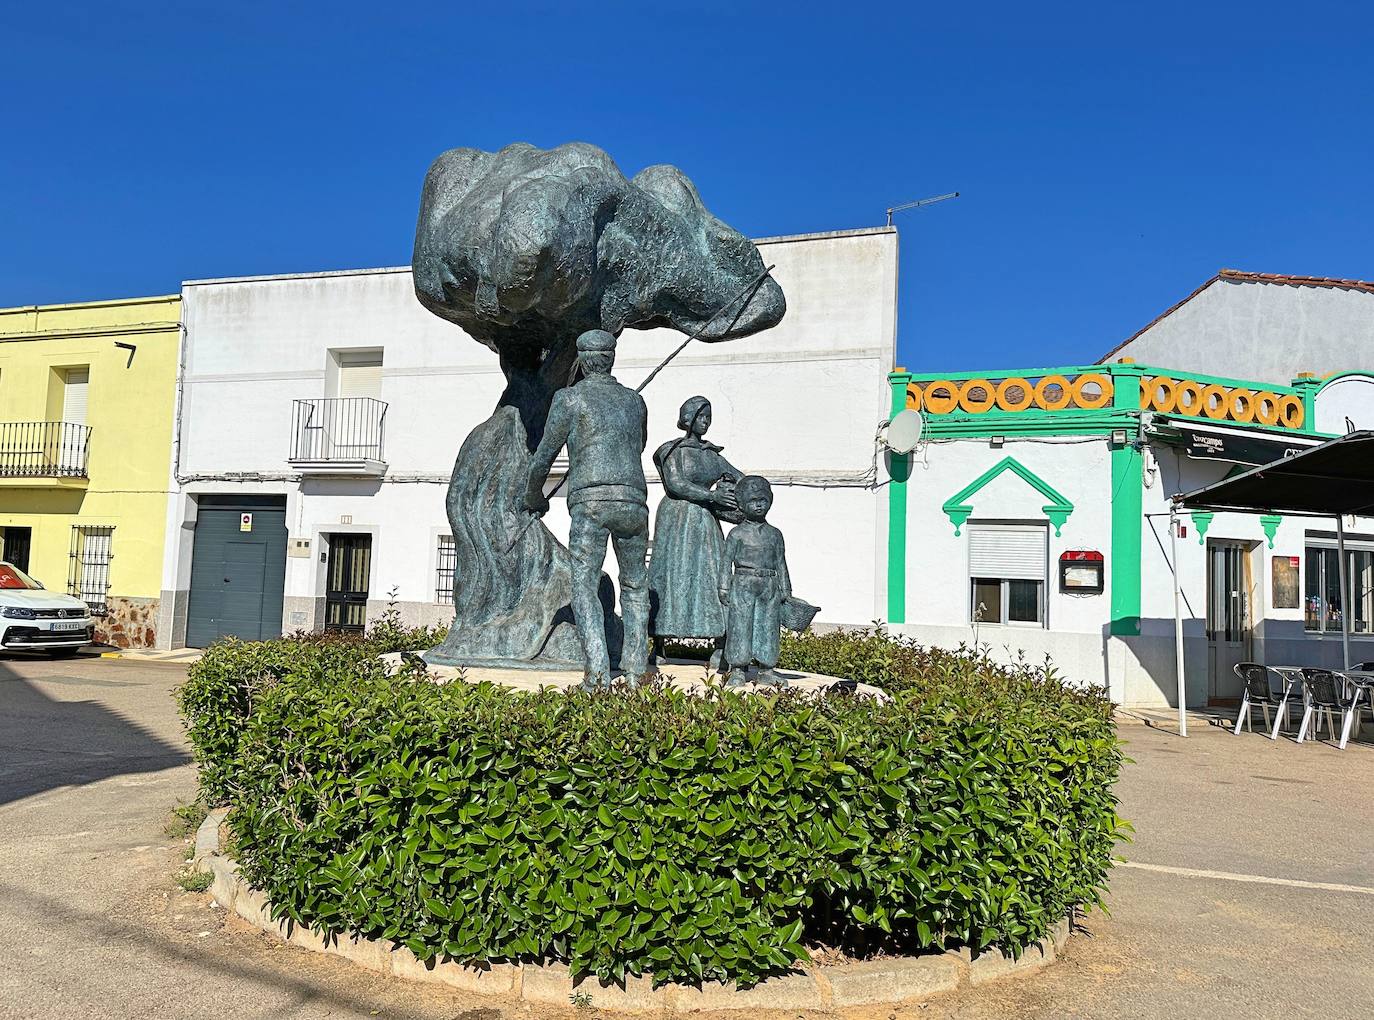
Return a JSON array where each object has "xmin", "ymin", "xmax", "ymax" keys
[{"xmin": 677, "ymin": 395, "xmax": 711, "ymax": 433}]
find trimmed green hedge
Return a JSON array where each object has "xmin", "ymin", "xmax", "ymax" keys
[
  {"xmin": 179, "ymin": 631, "xmax": 1123, "ymax": 987},
  {"xmin": 176, "ymin": 618, "xmax": 445, "ymax": 802},
  {"xmin": 779, "ymin": 625, "xmax": 1067, "ymax": 695}
]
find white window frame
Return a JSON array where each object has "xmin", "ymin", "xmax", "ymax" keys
[
  {"xmin": 1304, "ymin": 532, "xmax": 1374, "ymax": 636},
  {"xmin": 966, "ymin": 522, "xmax": 1048, "ymax": 629}
]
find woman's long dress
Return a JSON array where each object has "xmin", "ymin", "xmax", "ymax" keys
[{"xmin": 649, "ymin": 438, "xmax": 739, "ymax": 638}]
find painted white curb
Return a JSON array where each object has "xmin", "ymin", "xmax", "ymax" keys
[{"xmin": 194, "ymin": 810, "xmax": 1071, "ymax": 1011}]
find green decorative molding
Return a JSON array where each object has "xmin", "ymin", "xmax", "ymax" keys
[
  {"xmin": 886, "ymin": 372, "xmax": 912, "ymax": 623},
  {"xmin": 1190, "ymin": 512, "xmax": 1214, "ymax": 546},
  {"xmin": 941, "ymin": 456, "xmax": 1075, "ymax": 536},
  {"xmin": 1108, "ymin": 386, "xmax": 1143, "ymax": 635},
  {"xmin": 1260, "ymin": 514, "xmax": 1282, "ymax": 549}
]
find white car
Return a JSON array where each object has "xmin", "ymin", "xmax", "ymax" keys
[{"xmin": 0, "ymin": 561, "xmax": 95, "ymax": 655}]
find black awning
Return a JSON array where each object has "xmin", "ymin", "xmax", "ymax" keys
[
  {"xmin": 1175, "ymin": 430, "xmax": 1374, "ymax": 515},
  {"xmin": 1173, "ymin": 423, "xmax": 1321, "ymax": 467}
]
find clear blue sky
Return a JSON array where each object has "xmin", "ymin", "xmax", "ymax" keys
[{"xmin": 4, "ymin": 2, "xmax": 1370, "ymax": 370}]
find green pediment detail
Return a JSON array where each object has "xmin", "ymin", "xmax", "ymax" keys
[
  {"xmin": 941, "ymin": 456, "xmax": 1075, "ymax": 536},
  {"xmin": 1190, "ymin": 511, "xmax": 1214, "ymax": 546},
  {"xmin": 1260, "ymin": 514, "xmax": 1282, "ymax": 549}
]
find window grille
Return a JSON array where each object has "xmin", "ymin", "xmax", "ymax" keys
[
  {"xmin": 435, "ymin": 535, "xmax": 456, "ymax": 603},
  {"xmin": 69, "ymin": 525, "xmax": 114, "ymax": 615}
]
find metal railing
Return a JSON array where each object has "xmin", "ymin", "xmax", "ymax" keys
[
  {"xmin": 289, "ymin": 397, "xmax": 387, "ymax": 463},
  {"xmin": 0, "ymin": 421, "xmax": 92, "ymax": 478}
]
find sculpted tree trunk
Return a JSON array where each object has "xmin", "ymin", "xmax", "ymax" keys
[
  {"xmin": 413, "ymin": 143, "xmax": 785, "ymax": 669},
  {"xmin": 431, "ymin": 339, "xmax": 620, "ymax": 667}
]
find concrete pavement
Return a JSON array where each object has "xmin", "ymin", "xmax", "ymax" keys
[{"xmin": 2, "ymin": 652, "xmax": 1372, "ymax": 1018}]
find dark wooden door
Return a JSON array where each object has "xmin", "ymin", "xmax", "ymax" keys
[
  {"xmin": 325, "ymin": 534, "xmax": 371, "ymax": 632},
  {"xmin": 3, "ymin": 527, "xmax": 32, "ymax": 574}
]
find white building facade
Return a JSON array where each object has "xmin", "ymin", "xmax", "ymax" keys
[
  {"xmin": 157, "ymin": 227, "xmax": 898, "ymax": 649},
  {"xmin": 1102, "ymin": 269, "xmax": 1374, "ymax": 386}
]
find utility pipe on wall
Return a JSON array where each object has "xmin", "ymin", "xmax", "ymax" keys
[
  {"xmin": 1170, "ymin": 502, "xmax": 1188, "ymax": 737},
  {"xmin": 1337, "ymin": 515, "xmax": 1352, "ymax": 670}
]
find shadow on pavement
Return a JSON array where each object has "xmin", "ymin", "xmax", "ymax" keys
[
  {"xmin": 0, "ymin": 881, "xmax": 489, "ymax": 1020},
  {"xmin": 0, "ymin": 658, "xmax": 190, "ymax": 807}
]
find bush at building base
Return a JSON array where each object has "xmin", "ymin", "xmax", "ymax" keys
[{"xmin": 178, "ymin": 630, "xmax": 1124, "ymax": 988}]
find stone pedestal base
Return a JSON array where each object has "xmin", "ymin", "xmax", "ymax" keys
[{"xmin": 380, "ymin": 653, "xmax": 889, "ymax": 701}]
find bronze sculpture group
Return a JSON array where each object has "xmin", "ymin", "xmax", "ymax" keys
[
  {"xmin": 524, "ymin": 331, "xmax": 817, "ymax": 687},
  {"xmin": 412, "ymin": 141, "xmax": 817, "ymax": 685}
]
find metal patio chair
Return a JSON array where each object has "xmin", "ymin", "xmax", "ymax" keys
[
  {"xmin": 1232, "ymin": 662, "xmax": 1283, "ymax": 737},
  {"xmin": 1297, "ymin": 668, "xmax": 1360, "ymax": 747},
  {"xmin": 1265, "ymin": 666, "xmax": 1306, "ymax": 739},
  {"xmin": 1335, "ymin": 665, "xmax": 1374, "ymax": 749}
]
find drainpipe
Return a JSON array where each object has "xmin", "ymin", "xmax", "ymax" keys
[
  {"xmin": 171, "ymin": 316, "xmax": 190, "ymax": 484},
  {"xmin": 1337, "ymin": 514, "xmax": 1351, "ymax": 670},
  {"xmin": 1170, "ymin": 501, "xmax": 1188, "ymax": 737}
]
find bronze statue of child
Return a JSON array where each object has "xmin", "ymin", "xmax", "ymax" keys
[{"xmin": 717, "ymin": 475, "xmax": 791, "ymax": 687}]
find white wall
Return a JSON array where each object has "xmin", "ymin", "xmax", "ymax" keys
[
  {"xmin": 893, "ymin": 437, "xmax": 1120, "ymax": 695},
  {"xmin": 1314, "ymin": 373, "xmax": 1374, "ymax": 434},
  {"xmin": 888, "ymin": 430, "xmax": 1374, "ymax": 707},
  {"xmin": 1110, "ymin": 277, "xmax": 1374, "ymax": 387},
  {"xmin": 161, "ymin": 226, "xmax": 899, "ymax": 645}
]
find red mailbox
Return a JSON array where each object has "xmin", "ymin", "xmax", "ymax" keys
[{"xmin": 1060, "ymin": 550, "xmax": 1104, "ymax": 594}]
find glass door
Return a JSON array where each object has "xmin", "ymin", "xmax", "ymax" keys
[
  {"xmin": 1207, "ymin": 540, "xmax": 1255, "ymax": 702},
  {"xmin": 325, "ymin": 534, "xmax": 371, "ymax": 632}
]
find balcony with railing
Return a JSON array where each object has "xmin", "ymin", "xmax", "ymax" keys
[
  {"xmin": 288, "ymin": 397, "xmax": 388, "ymax": 476},
  {"xmin": 0, "ymin": 422, "xmax": 92, "ymax": 485}
]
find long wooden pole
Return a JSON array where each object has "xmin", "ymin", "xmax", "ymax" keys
[{"xmin": 507, "ymin": 265, "xmax": 777, "ymax": 550}]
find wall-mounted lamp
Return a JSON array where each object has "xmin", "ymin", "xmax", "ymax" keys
[
  {"xmin": 1110, "ymin": 428, "xmax": 1129, "ymax": 446},
  {"xmin": 989, "ymin": 435, "xmax": 1005, "ymax": 448},
  {"xmin": 114, "ymin": 341, "xmax": 137, "ymax": 368}
]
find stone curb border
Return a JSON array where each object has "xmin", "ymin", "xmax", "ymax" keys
[{"xmin": 195, "ymin": 809, "xmax": 1071, "ymax": 1012}]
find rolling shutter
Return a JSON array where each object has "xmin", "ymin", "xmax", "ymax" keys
[
  {"xmin": 63, "ymin": 367, "xmax": 89, "ymax": 425},
  {"xmin": 968, "ymin": 526, "xmax": 1047, "ymax": 580},
  {"xmin": 335, "ymin": 351, "xmax": 383, "ymax": 398}
]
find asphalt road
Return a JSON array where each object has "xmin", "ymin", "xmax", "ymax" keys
[{"xmin": 1, "ymin": 653, "xmax": 1371, "ymax": 1019}]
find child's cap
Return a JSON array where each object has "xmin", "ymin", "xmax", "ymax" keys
[{"xmin": 735, "ymin": 474, "xmax": 773, "ymax": 506}]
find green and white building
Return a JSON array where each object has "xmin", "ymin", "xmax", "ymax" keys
[{"xmin": 882, "ymin": 360, "xmax": 1374, "ymax": 707}]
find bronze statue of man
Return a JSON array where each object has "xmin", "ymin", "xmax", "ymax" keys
[{"xmin": 524, "ymin": 329, "xmax": 650, "ymax": 685}]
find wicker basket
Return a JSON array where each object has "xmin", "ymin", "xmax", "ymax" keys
[
  {"xmin": 710, "ymin": 478, "xmax": 744, "ymax": 524},
  {"xmin": 781, "ymin": 596, "xmax": 820, "ymax": 632}
]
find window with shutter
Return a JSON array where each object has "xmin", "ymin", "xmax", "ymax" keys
[
  {"xmin": 968, "ymin": 524, "xmax": 1047, "ymax": 626},
  {"xmin": 62, "ymin": 367, "xmax": 89, "ymax": 426},
  {"xmin": 333, "ymin": 350, "xmax": 383, "ymax": 399}
]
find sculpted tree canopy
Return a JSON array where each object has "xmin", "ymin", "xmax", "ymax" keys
[{"xmin": 413, "ymin": 142, "xmax": 785, "ymax": 669}]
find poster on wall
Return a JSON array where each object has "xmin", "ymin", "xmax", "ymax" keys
[{"xmin": 1272, "ymin": 555, "xmax": 1299, "ymax": 609}]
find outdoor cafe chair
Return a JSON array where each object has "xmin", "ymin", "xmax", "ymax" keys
[
  {"xmin": 1265, "ymin": 666, "xmax": 1306, "ymax": 739},
  {"xmin": 1232, "ymin": 662, "xmax": 1284, "ymax": 737},
  {"xmin": 1297, "ymin": 668, "xmax": 1360, "ymax": 747},
  {"xmin": 1335, "ymin": 663, "xmax": 1374, "ymax": 749}
]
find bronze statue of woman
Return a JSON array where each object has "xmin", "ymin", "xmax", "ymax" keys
[{"xmin": 649, "ymin": 396, "xmax": 742, "ymax": 663}]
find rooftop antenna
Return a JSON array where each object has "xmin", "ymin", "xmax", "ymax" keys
[{"xmin": 886, "ymin": 191, "xmax": 960, "ymax": 226}]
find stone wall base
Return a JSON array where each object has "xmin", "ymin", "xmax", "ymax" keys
[
  {"xmin": 97, "ymin": 596, "xmax": 160, "ymax": 649},
  {"xmin": 194, "ymin": 810, "xmax": 1073, "ymax": 1012}
]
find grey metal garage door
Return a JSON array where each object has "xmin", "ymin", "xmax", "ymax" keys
[{"xmin": 185, "ymin": 496, "xmax": 288, "ymax": 647}]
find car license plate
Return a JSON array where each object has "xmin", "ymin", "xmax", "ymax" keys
[{"xmin": 52, "ymin": 621, "xmax": 85, "ymax": 632}]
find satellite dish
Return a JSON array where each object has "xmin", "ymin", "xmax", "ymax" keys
[{"xmin": 885, "ymin": 409, "xmax": 925, "ymax": 454}]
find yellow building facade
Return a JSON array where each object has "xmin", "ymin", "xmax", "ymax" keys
[{"xmin": 0, "ymin": 295, "xmax": 180, "ymax": 646}]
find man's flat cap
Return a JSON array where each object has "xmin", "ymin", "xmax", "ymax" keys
[{"xmin": 576, "ymin": 329, "xmax": 617, "ymax": 352}]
